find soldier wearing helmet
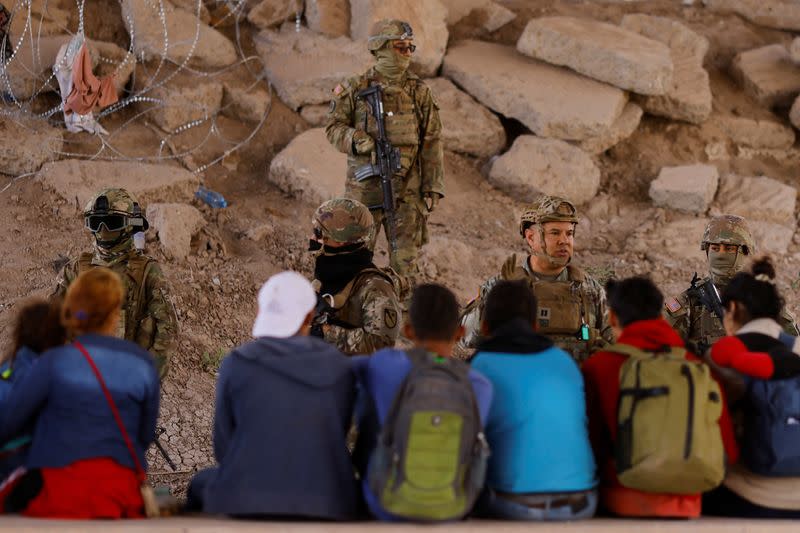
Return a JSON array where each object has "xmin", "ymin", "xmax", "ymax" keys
[
  {"xmin": 665, "ymin": 215, "xmax": 798, "ymax": 354},
  {"xmin": 53, "ymin": 188, "xmax": 177, "ymax": 377},
  {"xmin": 309, "ymin": 198, "xmax": 402, "ymax": 355},
  {"xmin": 460, "ymin": 195, "xmax": 613, "ymax": 362},
  {"xmin": 325, "ymin": 19, "xmax": 444, "ymax": 285}
]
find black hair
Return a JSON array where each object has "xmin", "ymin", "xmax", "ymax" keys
[
  {"xmin": 483, "ymin": 280, "xmax": 537, "ymax": 334},
  {"xmin": 605, "ymin": 276, "xmax": 664, "ymax": 327},
  {"xmin": 409, "ymin": 283, "xmax": 460, "ymax": 341},
  {"xmin": 721, "ymin": 256, "xmax": 783, "ymax": 323}
]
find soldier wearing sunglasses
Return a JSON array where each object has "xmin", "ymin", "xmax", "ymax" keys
[
  {"xmin": 325, "ymin": 19, "xmax": 444, "ymax": 287},
  {"xmin": 53, "ymin": 188, "xmax": 177, "ymax": 378}
]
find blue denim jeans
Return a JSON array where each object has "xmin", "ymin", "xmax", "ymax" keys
[{"xmin": 475, "ymin": 488, "xmax": 598, "ymax": 521}]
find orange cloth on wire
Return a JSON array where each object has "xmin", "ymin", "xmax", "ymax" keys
[{"xmin": 64, "ymin": 44, "xmax": 118, "ymax": 115}]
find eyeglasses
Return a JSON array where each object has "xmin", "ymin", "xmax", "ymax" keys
[
  {"xmin": 85, "ymin": 214, "xmax": 128, "ymax": 232},
  {"xmin": 393, "ymin": 43, "xmax": 416, "ymax": 54}
]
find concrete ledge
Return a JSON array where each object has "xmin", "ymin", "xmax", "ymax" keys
[{"xmin": 0, "ymin": 517, "xmax": 797, "ymax": 532}]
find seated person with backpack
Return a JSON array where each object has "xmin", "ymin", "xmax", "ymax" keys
[
  {"xmin": 703, "ymin": 257, "xmax": 800, "ymax": 518},
  {"xmin": 186, "ymin": 271, "xmax": 359, "ymax": 520},
  {"xmin": 471, "ymin": 280, "xmax": 597, "ymax": 520},
  {"xmin": 352, "ymin": 283, "xmax": 493, "ymax": 522},
  {"xmin": 582, "ymin": 276, "xmax": 738, "ymax": 518},
  {"xmin": 0, "ymin": 298, "xmax": 66, "ymax": 480},
  {"xmin": 0, "ymin": 268, "xmax": 160, "ymax": 518}
]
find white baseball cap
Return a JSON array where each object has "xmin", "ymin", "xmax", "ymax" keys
[{"xmin": 252, "ymin": 271, "xmax": 317, "ymax": 338}]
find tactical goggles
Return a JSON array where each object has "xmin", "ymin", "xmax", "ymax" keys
[
  {"xmin": 85, "ymin": 213, "xmax": 142, "ymax": 232},
  {"xmin": 393, "ymin": 43, "xmax": 416, "ymax": 53}
]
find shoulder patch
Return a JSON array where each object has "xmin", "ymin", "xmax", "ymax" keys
[
  {"xmin": 333, "ymin": 84, "xmax": 344, "ymax": 96},
  {"xmin": 384, "ymin": 308, "xmax": 398, "ymax": 329},
  {"xmin": 665, "ymin": 297, "xmax": 682, "ymax": 313}
]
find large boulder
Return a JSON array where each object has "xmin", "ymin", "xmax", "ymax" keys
[
  {"xmin": 134, "ymin": 69, "xmax": 223, "ymax": 131},
  {"xmin": 748, "ymin": 220, "xmax": 795, "ymax": 254},
  {"xmin": 0, "ymin": 118, "xmax": 62, "ymax": 176},
  {"xmin": 268, "ymin": 128, "xmax": 345, "ymax": 204},
  {"xmin": 443, "ymin": 40, "xmax": 627, "ymax": 141},
  {"xmin": 517, "ymin": 16, "xmax": 673, "ymax": 96},
  {"xmin": 146, "ymin": 203, "xmax": 206, "ymax": 260},
  {"xmin": 441, "ymin": 0, "xmax": 490, "ymax": 25},
  {"xmin": 481, "ymin": 2, "xmax": 517, "ymax": 32},
  {"xmin": 121, "ymin": 0, "xmax": 237, "ymax": 69},
  {"xmin": 621, "ymin": 14, "xmax": 711, "ymax": 124},
  {"xmin": 306, "ymin": 0, "xmax": 350, "ymax": 37},
  {"xmin": 425, "ymin": 77, "xmax": 505, "ymax": 158},
  {"xmin": 220, "ymin": 80, "xmax": 271, "ymax": 123},
  {"xmin": 247, "ymin": 0, "xmax": 295, "ymax": 29},
  {"xmin": 349, "ymin": 0, "xmax": 448, "ymax": 77},
  {"xmin": 716, "ymin": 174, "xmax": 797, "ymax": 225},
  {"xmin": 254, "ymin": 26, "xmax": 372, "ymax": 110},
  {"xmin": 649, "ymin": 164, "xmax": 719, "ymax": 213},
  {"xmin": 488, "ymin": 136, "xmax": 600, "ymax": 205},
  {"xmin": 575, "ymin": 102, "xmax": 642, "ymax": 154},
  {"xmin": 719, "ymin": 116, "xmax": 795, "ymax": 149},
  {"xmin": 731, "ymin": 44, "xmax": 800, "ymax": 108},
  {"xmin": 703, "ymin": 0, "xmax": 800, "ymax": 32},
  {"xmin": 37, "ymin": 160, "xmax": 200, "ymax": 209},
  {"xmin": 300, "ymin": 104, "xmax": 330, "ymax": 126}
]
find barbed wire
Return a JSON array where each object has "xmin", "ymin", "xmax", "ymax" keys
[{"xmin": 0, "ymin": 0, "xmax": 272, "ymax": 180}]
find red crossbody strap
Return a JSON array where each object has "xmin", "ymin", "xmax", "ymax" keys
[{"xmin": 73, "ymin": 341, "xmax": 146, "ymax": 482}]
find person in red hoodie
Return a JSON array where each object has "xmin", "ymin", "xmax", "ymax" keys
[{"xmin": 582, "ymin": 276, "xmax": 738, "ymax": 518}]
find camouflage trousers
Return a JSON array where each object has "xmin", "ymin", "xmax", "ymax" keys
[{"xmin": 366, "ymin": 197, "xmax": 428, "ymax": 284}]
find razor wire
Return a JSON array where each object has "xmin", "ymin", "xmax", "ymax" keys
[{"xmin": 0, "ymin": 0, "xmax": 282, "ymax": 179}]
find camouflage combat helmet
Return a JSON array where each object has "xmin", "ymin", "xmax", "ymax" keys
[
  {"xmin": 519, "ymin": 195, "xmax": 579, "ymax": 237},
  {"xmin": 700, "ymin": 214, "xmax": 755, "ymax": 255},
  {"xmin": 313, "ymin": 198, "xmax": 374, "ymax": 245},
  {"xmin": 83, "ymin": 188, "xmax": 149, "ymax": 234},
  {"xmin": 367, "ymin": 19, "xmax": 414, "ymax": 52}
]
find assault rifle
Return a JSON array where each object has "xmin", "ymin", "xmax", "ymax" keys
[
  {"xmin": 688, "ymin": 272, "xmax": 725, "ymax": 355},
  {"xmin": 311, "ymin": 293, "xmax": 357, "ymax": 338},
  {"xmin": 353, "ymin": 83, "xmax": 401, "ymax": 254}
]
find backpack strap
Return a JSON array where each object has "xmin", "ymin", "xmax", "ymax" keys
[
  {"xmin": 778, "ymin": 331, "xmax": 796, "ymax": 350},
  {"xmin": 76, "ymin": 251, "xmax": 94, "ymax": 274},
  {"xmin": 604, "ymin": 343, "xmax": 685, "ymax": 360}
]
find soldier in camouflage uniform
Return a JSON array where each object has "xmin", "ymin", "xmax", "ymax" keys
[
  {"xmin": 325, "ymin": 19, "xmax": 444, "ymax": 283},
  {"xmin": 310, "ymin": 198, "xmax": 402, "ymax": 355},
  {"xmin": 460, "ymin": 195, "xmax": 613, "ymax": 363},
  {"xmin": 54, "ymin": 188, "xmax": 177, "ymax": 378},
  {"xmin": 665, "ymin": 214, "xmax": 798, "ymax": 355}
]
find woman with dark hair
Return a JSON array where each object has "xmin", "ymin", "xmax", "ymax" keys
[
  {"xmin": 704, "ymin": 256, "xmax": 800, "ymax": 518},
  {"xmin": 0, "ymin": 268, "xmax": 159, "ymax": 519},
  {"xmin": 0, "ymin": 298, "xmax": 67, "ymax": 479}
]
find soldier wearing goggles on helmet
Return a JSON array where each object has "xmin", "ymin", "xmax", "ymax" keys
[
  {"xmin": 665, "ymin": 214, "xmax": 798, "ymax": 355},
  {"xmin": 324, "ymin": 19, "xmax": 444, "ymax": 287},
  {"xmin": 460, "ymin": 195, "xmax": 613, "ymax": 362},
  {"xmin": 53, "ymin": 188, "xmax": 177, "ymax": 377}
]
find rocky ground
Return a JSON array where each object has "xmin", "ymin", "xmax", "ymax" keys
[{"xmin": 2, "ymin": 0, "xmax": 800, "ymax": 495}]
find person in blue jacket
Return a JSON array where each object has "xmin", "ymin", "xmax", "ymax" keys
[
  {"xmin": 471, "ymin": 279, "xmax": 597, "ymax": 520},
  {"xmin": 0, "ymin": 298, "xmax": 66, "ymax": 479},
  {"xmin": 186, "ymin": 271, "xmax": 359, "ymax": 520},
  {"xmin": 352, "ymin": 283, "xmax": 493, "ymax": 521}
]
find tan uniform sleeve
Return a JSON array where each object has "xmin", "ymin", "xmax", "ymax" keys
[
  {"xmin": 416, "ymin": 83, "xmax": 444, "ymax": 198},
  {"xmin": 52, "ymin": 259, "xmax": 79, "ymax": 300},
  {"xmin": 779, "ymin": 306, "xmax": 800, "ymax": 336},
  {"xmin": 324, "ymin": 82, "xmax": 358, "ymax": 155},
  {"xmin": 141, "ymin": 263, "xmax": 178, "ymax": 378},
  {"xmin": 664, "ymin": 292, "xmax": 690, "ymax": 341},
  {"xmin": 324, "ymin": 279, "xmax": 400, "ymax": 355}
]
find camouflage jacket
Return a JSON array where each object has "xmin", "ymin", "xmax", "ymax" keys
[
  {"xmin": 665, "ymin": 275, "xmax": 800, "ymax": 354},
  {"xmin": 54, "ymin": 249, "xmax": 178, "ymax": 378},
  {"xmin": 460, "ymin": 254, "xmax": 613, "ymax": 363},
  {"xmin": 319, "ymin": 267, "xmax": 401, "ymax": 356},
  {"xmin": 324, "ymin": 67, "xmax": 444, "ymax": 208}
]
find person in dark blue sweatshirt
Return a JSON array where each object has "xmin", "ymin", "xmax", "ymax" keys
[
  {"xmin": 352, "ymin": 283, "xmax": 493, "ymax": 521},
  {"xmin": 186, "ymin": 271, "xmax": 359, "ymax": 520},
  {"xmin": 471, "ymin": 280, "xmax": 597, "ymax": 520},
  {"xmin": 0, "ymin": 298, "xmax": 66, "ymax": 479}
]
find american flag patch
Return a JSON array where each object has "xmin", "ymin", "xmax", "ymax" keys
[
  {"xmin": 333, "ymin": 84, "xmax": 344, "ymax": 95},
  {"xmin": 665, "ymin": 297, "xmax": 682, "ymax": 313}
]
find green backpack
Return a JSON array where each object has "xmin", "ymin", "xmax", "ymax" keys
[
  {"xmin": 609, "ymin": 343, "xmax": 725, "ymax": 494},
  {"xmin": 368, "ymin": 349, "xmax": 489, "ymax": 521}
]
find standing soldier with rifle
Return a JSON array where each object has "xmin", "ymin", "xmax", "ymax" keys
[
  {"xmin": 665, "ymin": 214, "xmax": 799, "ymax": 355},
  {"xmin": 325, "ymin": 19, "xmax": 444, "ymax": 286}
]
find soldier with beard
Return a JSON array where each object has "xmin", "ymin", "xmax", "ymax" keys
[
  {"xmin": 460, "ymin": 195, "xmax": 613, "ymax": 363},
  {"xmin": 53, "ymin": 188, "xmax": 177, "ymax": 377},
  {"xmin": 310, "ymin": 198, "xmax": 402, "ymax": 355},
  {"xmin": 325, "ymin": 19, "xmax": 444, "ymax": 285},
  {"xmin": 665, "ymin": 214, "xmax": 798, "ymax": 355}
]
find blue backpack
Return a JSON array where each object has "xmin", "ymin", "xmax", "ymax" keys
[{"xmin": 742, "ymin": 332, "xmax": 800, "ymax": 476}]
